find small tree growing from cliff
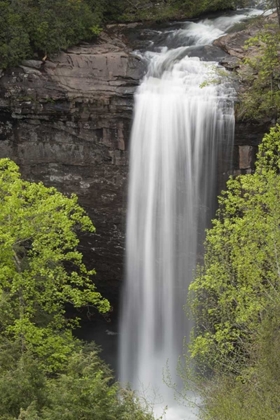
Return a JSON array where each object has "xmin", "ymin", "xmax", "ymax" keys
[{"xmin": 0, "ymin": 158, "xmax": 110, "ymax": 372}]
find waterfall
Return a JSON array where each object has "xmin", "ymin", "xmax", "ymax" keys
[{"xmin": 119, "ymin": 9, "xmax": 260, "ymax": 419}]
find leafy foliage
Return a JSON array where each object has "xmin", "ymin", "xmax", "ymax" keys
[
  {"xmin": 185, "ymin": 125, "xmax": 280, "ymax": 419},
  {"xmin": 171, "ymin": 0, "xmax": 245, "ymax": 19},
  {"xmin": 237, "ymin": 25, "xmax": 280, "ymax": 121},
  {"xmin": 42, "ymin": 348, "xmax": 156, "ymax": 420},
  {"xmin": 189, "ymin": 125, "xmax": 280, "ymax": 373},
  {"xmin": 0, "ymin": 342, "xmax": 156, "ymax": 420},
  {"xmin": 0, "ymin": 0, "xmax": 246, "ymax": 69},
  {"xmin": 0, "ymin": 159, "xmax": 155, "ymax": 420},
  {"xmin": 0, "ymin": 1, "xmax": 31, "ymax": 69},
  {"xmin": 0, "ymin": 0, "xmax": 103, "ymax": 68},
  {"xmin": 190, "ymin": 301, "xmax": 280, "ymax": 420},
  {"xmin": 0, "ymin": 158, "xmax": 109, "ymax": 371}
]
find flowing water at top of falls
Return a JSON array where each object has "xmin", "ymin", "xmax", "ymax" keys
[{"xmin": 119, "ymin": 8, "xmax": 263, "ymax": 420}]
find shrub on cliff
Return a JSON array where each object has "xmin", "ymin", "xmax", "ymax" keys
[{"xmin": 21, "ymin": 0, "xmax": 103, "ymax": 56}]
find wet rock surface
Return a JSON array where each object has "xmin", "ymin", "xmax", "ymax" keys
[{"xmin": 213, "ymin": 12, "xmax": 278, "ymax": 62}]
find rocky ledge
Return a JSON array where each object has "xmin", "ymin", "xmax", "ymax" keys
[{"xmin": 0, "ymin": 31, "xmax": 145, "ymax": 311}]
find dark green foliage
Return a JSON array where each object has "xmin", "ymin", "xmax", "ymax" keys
[
  {"xmin": 170, "ymin": 0, "xmax": 245, "ymax": 18},
  {"xmin": 192, "ymin": 306, "xmax": 280, "ymax": 420},
  {"xmin": 0, "ymin": 342, "xmax": 156, "ymax": 420},
  {"xmin": 105, "ymin": 0, "xmax": 243, "ymax": 23},
  {"xmin": 0, "ymin": 1, "xmax": 30, "ymax": 69},
  {"xmin": 0, "ymin": 344, "xmax": 47, "ymax": 419},
  {"xmin": 0, "ymin": 0, "xmax": 103, "ymax": 68},
  {"xmin": 0, "ymin": 0, "xmax": 245, "ymax": 69},
  {"xmin": 42, "ymin": 348, "xmax": 155, "ymax": 420}
]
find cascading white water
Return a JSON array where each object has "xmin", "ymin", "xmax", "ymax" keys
[{"xmin": 120, "ymin": 9, "xmax": 261, "ymax": 419}]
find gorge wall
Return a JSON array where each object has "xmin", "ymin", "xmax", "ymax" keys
[
  {"xmin": 0, "ymin": 22, "xmax": 271, "ymax": 316},
  {"xmin": 0, "ymin": 29, "xmax": 145, "ymax": 314}
]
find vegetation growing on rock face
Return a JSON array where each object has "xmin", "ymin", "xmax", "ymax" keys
[
  {"xmin": 237, "ymin": 24, "xmax": 280, "ymax": 121},
  {"xmin": 187, "ymin": 125, "xmax": 280, "ymax": 419},
  {"xmin": 0, "ymin": 158, "xmax": 155, "ymax": 420}
]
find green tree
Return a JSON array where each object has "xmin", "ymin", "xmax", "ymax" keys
[
  {"xmin": 0, "ymin": 0, "xmax": 103, "ymax": 68},
  {"xmin": 42, "ymin": 348, "xmax": 156, "ymax": 420},
  {"xmin": 172, "ymin": 0, "xmax": 246, "ymax": 17},
  {"xmin": 189, "ymin": 125, "xmax": 280, "ymax": 374},
  {"xmin": 16, "ymin": 0, "xmax": 102, "ymax": 57},
  {"xmin": 182, "ymin": 125, "xmax": 280, "ymax": 419},
  {"xmin": 0, "ymin": 158, "xmax": 156, "ymax": 420},
  {"xmin": 0, "ymin": 342, "xmax": 157, "ymax": 420},
  {"xmin": 0, "ymin": 1, "xmax": 30, "ymax": 69},
  {"xmin": 0, "ymin": 158, "xmax": 109, "ymax": 372}
]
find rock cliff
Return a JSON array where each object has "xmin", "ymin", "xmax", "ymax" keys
[{"xmin": 0, "ymin": 31, "xmax": 145, "ymax": 311}]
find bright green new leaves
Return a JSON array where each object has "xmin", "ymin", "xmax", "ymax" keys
[
  {"xmin": 0, "ymin": 158, "xmax": 109, "ymax": 371},
  {"xmin": 0, "ymin": 158, "xmax": 153, "ymax": 420},
  {"xmin": 257, "ymin": 123, "xmax": 280, "ymax": 171},
  {"xmin": 189, "ymin": 125, "xmax": 280, "ymax": 372}
]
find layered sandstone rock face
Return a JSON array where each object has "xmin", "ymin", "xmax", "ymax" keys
[{"xmin": 0, "ymin": 32, "xmax": 145, "ymax": 309}]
